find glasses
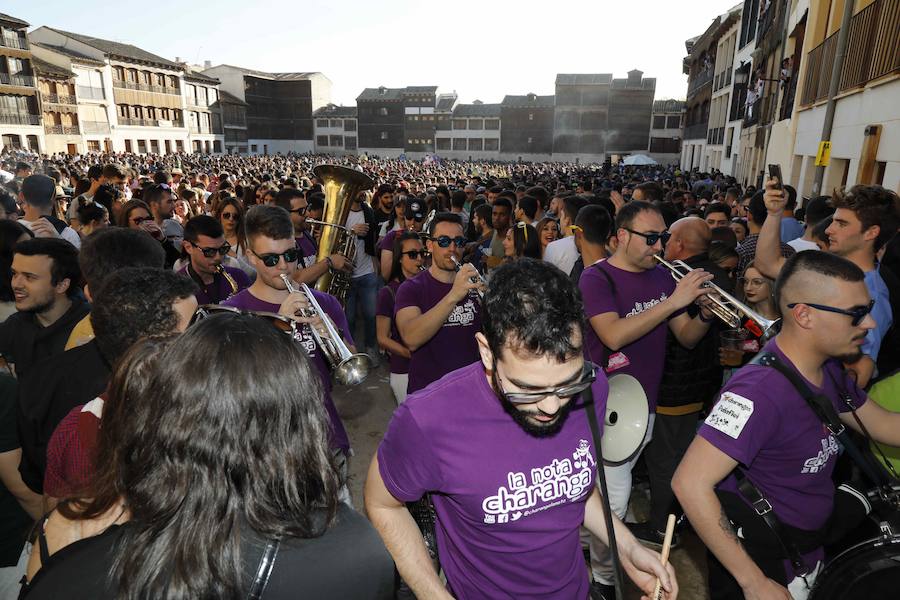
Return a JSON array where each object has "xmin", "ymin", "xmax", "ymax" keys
[
  {"xmin": 624, "ymin": 228, "xmax": 671, "ymax": 246},
  {"xmin": 401, "ymin": 250, "xmax": 428, "ymax": 259},
  {"xmin": 492, "ymin": 360, "xmax": 597, "ymax": 404},
  {"xmin": 289, "ymin": 205, "xmax": 308, "ymax": 216},
  {"xmin": 787, "ymin": 299, "xmax": 875, "ymax": 327},
  {"xmin": 131, "ymin": 215, "xmax": 153, "ymax": 225},
  {"xmin": 190, "ymin": 241, "xmax": 231, "ymax": 258},
  {"xmin": 432, "ymin": 235, "xmax": 467, "ymax": 248},
  {"xmin": 739, "ymin": 277, "xmax": 768, "ymax": 287},
  {"xmin": 221, "ymin": 212, "xmax": 239, "ymax": 220},
  {"xmin": 251, "ymin": 248, "xmax": 299, "ymax": 268}
]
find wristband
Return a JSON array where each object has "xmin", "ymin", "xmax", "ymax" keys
[{"xmin": 325, "ymin": 256, "xmax": 334, "ymax": 270}]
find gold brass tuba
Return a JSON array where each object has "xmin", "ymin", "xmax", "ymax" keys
[{"xmin": 311, "ymin": 165, "xmax": 374, "ymax": 305}]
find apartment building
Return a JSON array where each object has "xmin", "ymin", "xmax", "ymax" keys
[
  {"xmin": 0, "ymin": 13, "xmax": 42, "ymax": 152},
  {"xmin": 649, "ymin": 99, "xmax": 684, "ymax": 164},
  {"xmin": 436, "ymin": 101, "xmax": 502, "ymax": 160},
  {"xmin": 313, "ymin": 104, "xmax": 358, "ymax": 155}
]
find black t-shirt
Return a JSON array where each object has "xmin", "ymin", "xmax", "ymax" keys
[
  {"xmin": 0, "ymin": 299, "xmax": 90, "ymax": 380},
  {"xmin": 0, "ymin": 375, "xmax": 32, "ymax": 566},
  {"xmin": 23, "ymin": 503, "xmax": 395, "ymax": 599}
]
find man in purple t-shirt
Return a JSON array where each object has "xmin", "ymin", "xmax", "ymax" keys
[
  {"xmin": 178, "ymin": 215, "xmax": 250, "ymax": 305},
  {"xmin": 674, "ymin": 251, "xmax": 900, "ymax": 599},
  {"xmin": 579, "ymin": 200, "xmax": 714, "ymax": 591},
  {"xmin": 220, "ymin": 205, "xmax": 355, "ymax": 459},
  {"xmin": 395, "ymin": 212, "xmax": 483, "ymax": 394},
  {"xmin": 367, "ymin": 260, "xmax": 677, "ymax": 600}
]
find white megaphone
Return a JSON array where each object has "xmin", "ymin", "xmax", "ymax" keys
[{"xmin": 601, "ymin": 374, "xmax": 650, "ymax": 466}]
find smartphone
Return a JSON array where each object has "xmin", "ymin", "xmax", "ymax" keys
[{"xmin": 768, "ymin": 164, "xmax": 783, "ymax": 190}]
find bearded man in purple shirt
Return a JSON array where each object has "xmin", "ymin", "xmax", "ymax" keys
[
  {"xmin": 367, "ymin": 259, "xmax": 678, "ymax": 600},
  {"xmin": 674, "ymin": 251, "xmax": 900, "ymax": 599}
]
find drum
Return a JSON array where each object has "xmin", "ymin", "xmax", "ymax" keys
[{"xmin": 809, "ymin": 534, "xmax": 900, "ymax": 598}]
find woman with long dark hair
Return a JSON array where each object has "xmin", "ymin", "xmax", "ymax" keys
[
  {"xmin": 376, "ymin": 232, "xmax": 424, "ymax": 404},
  {"xmin": 22, "ymin": 314, "xmax": 394, "ymax": 599},
  {"xmin": 501, "ymin": 221, "xmax": 541, "ymax": 262},
  {"xmin": 214, "ymin": 196, "xmax": 254, "ymax": 277}
]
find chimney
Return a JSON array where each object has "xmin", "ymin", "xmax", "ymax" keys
[
  {"xmin": 204, "ymin": 60, "xmax": 212, "ymax": 69},
  {"xmin": 175, "ymin": 56, "xmax": 182, "ymax": 64}
]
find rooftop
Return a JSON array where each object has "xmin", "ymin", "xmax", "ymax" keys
[
  {"xmin": 556, "ymin": 74, "xmax": 613, "ymax": 85},
  {"xmin": 357, "ymin": 87, "xmax": 405, "ymax": 101},
  {"xmin": 314, "ymin": 104, "xmax": 357, "ymax": 118},
  {"xmin": 32, "ymin": 56, "xmax": 74, "ymax": 79},
  {"xmin": 653, "ymin": 99, "xmax": 686, "ymax": 112},
  {"xmin": 44, "ymin": 27, "xmax": 180, "ymax": 69},
  {"xmin": 217, "ymin": 90, "xmax": 248, "ymax": 106},
  {"xmin": 0, "ymin": 12, "xmax": 29, "ymax": 27},
  {"xmin": 32, "ymin": 42, "xmax": 107, "ymax": 66},
  {"xmin": 182, "ymin": 70, "xmax": 220, "ymax": 85},
  {"xmin": 436, "ymin": 94, "xmax": 457, "ymax": 111},
  {"xmin": 212, "ymin": 65, "xmax": 322, "ymax": 81},
  {"xmin": 501, "ymin": 94, "xmax": 555, "ymax": 108},
  {"xmin": 453, "ymin": 103, "xmax": 502, "ymax": 117}
]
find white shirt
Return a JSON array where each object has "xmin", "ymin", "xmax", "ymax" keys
[
  {"xmin": 19, "ymin": 218, "xmax": 82, "ymax": 250},
  {"xmin": 543, "ymin": 236, "xmax": 578, "ymax": 275},
  {"xmin": 346, "ymin": 209, "xmax": 375, "ymax": 279},
  {"xmin": 787, "ymin": 237, "xmax": 819, "ymax": 252}
]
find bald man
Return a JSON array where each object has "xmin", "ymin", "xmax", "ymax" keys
[
  {"xmin": 630, "ymin": 217, "xmax": 734, "ymax": 549},
  {"xmin": 674, "ymin": 251, "xmax": 900, "ymax": 599}
]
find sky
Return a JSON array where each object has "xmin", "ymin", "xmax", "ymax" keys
[{"xmin": 8, "ymin": 0, "xmax": 740, "ymax": 106}]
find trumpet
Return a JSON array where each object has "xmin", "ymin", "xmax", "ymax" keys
[
  {"xmin": 653, "ymin": 255, "xmax": 780, "ymax": 341},
  {"xmin": 279, "ymin": 274, "xmax": 372, "ymax": 386},
  {"xmin": 449, "ymin": 255, "xmax": 486, "ymax": 300}
]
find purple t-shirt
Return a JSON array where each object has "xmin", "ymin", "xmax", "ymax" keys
[
  {"xmin": 295, "ymin": 232, "xmax": 318, "ymax": 268},
  {"xmin": 221, "ymin": 288, "xmax": 353, "ymax": 451},
  {"xmin": 178, "ymin": 264, "xmax": 250, "ymax": 306},
  {"xmin": 377, "ymin": 229, "xmax": 399, "ymax": 254},
  {"xmin": 580, "ymin": 262, "xmax": 677, "ymax": 411},
  {"xmin": 375, "ymin": 280, "xmax": 409, "ymax": 374},
  {"xmin": 699, "ymin": 339, "xmax": 866, "ymax": 572},
  {"xmin": 378, "ymin": 362, "xmax": 609, "ymax": 599},
  {"xmin": 394, "ymin": 270, "xmax": 482, "ymax": 394}
]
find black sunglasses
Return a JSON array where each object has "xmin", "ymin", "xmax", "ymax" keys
[
  {"xmin": 221, "ymin": 212, "xmax": 239, "ymax": 220},
  {"xmin": 787, "ymin": 299, "xmax": 875, "ymax": 327},
  {"xmin": 131, "ymin": 215, "xmax": 153, "ymax": 225},
  {"xmin": 624, "ymin": 228, "xmax": 671, "ymax": 246},
  {"xmin": 492, "ymin": 360, "xmax": 597, "ymax": 404},
  {"xmin": 432, "ymin": 235, "xmax": 467, "ymax": 248},
  {"xmin": 251, "ymin": 248, "xmax": 299, "ymax": 268},
  {"xmin": 190, "ymin": 241, "xmax": 231, "ymax": 258},
  {"xmin": 401, "ymin": 250, "xmax": 428, "ymax": 259}
]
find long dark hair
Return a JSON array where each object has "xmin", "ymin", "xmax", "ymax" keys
[
  {"xmin": 513, "ymin": 222, "xmax": 541, "ymax": 259},
  {"xmin": 214, "ymin": 196, "xmax": 248, "ymax": 253},
  {"xmin": 65, "ymin": 314, "xmax": 340, "ymax": 598},
  {"xmin": 389, "ymin": 231, "xmax": 423, "ymax": 283}
]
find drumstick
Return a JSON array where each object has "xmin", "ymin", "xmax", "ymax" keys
[{"xmin": 652, "ymin": 514, "xmax": 677, "ymax": 600}]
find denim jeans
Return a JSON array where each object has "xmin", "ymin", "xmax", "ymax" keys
[{"xmin": 346, "ymin": 272, "xmax": 379, "ymax": 350}]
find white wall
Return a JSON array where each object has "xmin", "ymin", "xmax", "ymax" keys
[{"xmin": 248, "ymin": 139, "xmax": 314, "ymax": 155}]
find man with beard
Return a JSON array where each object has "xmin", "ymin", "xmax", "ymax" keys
[
  {"xmin": 0, "ymin": 238, "xmax": 87, "ymax": 379},
  {"xmin": 143, "ymin": 184, "xmax": 182, "ymax": 268},
  {"xmin": 179, "ymin": 215, "xmax": 250, "ymax": 305},
  {"xmin": 674, "ymin": 251, "xmax": 900, "ymax": 599},
  {"xmin": 366, "ymin": 259, "xmax": 677, "ymax": 600}
]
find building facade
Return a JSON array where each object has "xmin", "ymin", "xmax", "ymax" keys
[
  {"xmin": 402, "ymin": 86, "xmax": 437, "ymax": 154},
  {"xmin": 203, "ymin": 64, "xmax": 331, "ymax": 155},
  {"xmin": 182, "ymin": 68, "xmax": 224, "ymax": 154},
  {"xmin": 215, "ymin": 90, "xmax": 247, "ymax": 154},
  {"xmin": 313, "ymin": 104, "xmax": 358, "ymax": 155},
  {"xmin": 649, "ymin": 99, "xmax": 684, "ymax": 164},
  {"xmin": 553, "ymin": 73, "xmax": 611, "ymax": 162},
  {"xmin": 435, "ymin": 102, "xmax": 502, "ymax": 160},
  {"xmin": 607, "ymin": 70, "xmax": 657, "ymax": 155},
  {"xmin": 0, "ymin": 13, "xmax": 43, "ymax": 152},
  {"xmin": 34, "ymin": 57, "xmax": 81, "ymax": 154},
  {"xmin": 500, "ymin": 93, "xmax": 555, "ymax": 160}
]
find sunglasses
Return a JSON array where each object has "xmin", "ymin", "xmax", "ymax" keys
[
  {"xmin": 492, "ymin": 360, "xmax": 597, "ymax": 404},
  {"xmin": 221, "ymin": 212, "xmax": 239, "ymax": 220},
  {"xmin": 190, "ymin": 241, "xmax": 231, "ymax": 258},
  {"xmin": 787, "ymin": 299, "xmax": 875, "ymax": 327},
  {"xmin": 251, "ymin": 248, "xmax": 299, "ymax": 268},
  {"xmin": 131, "ymin": 215, "xmax": 153, "ymax": 225},
  {"xmin": 624, "ymin": 228, "xmax": 671, "ymax": 246},
  {"xmin": 289, "ymin": 205, "xmax": 308, "ymax": 215},
  {"xmin": 401, "ymin": 250, "xmax": 428, "ymax": 259},
  {"xmin": 432, "ymin": 235, "xmax": 467, "ymax": 248}
]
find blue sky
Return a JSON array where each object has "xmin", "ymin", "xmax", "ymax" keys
[{"xmin": 8, "ymin": 0, "xmax": 740, "ymax": 105}]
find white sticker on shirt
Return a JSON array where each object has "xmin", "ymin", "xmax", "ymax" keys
[{"xmin": 705, "ymin": 392, "xmax": 754, "ymax": 439}]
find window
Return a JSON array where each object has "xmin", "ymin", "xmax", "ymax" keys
[
  {"xmin": 344, "ymin": 119, "xmax": 356, "ymax": 131},
  {"xmin": 150, "ymin": 139, "xmax": 160, "ymax": 153},
  {"xmin": 186, "ymin": 84, "xmax": 197, "ymax": 102},
  {"xmin": 484, "ymin": 138, "xmax": 499, "ymax": 151},
  {"xmin": 317, "ymin": 119, "xmax": 328, "ymax": 128},
  {"xmin": 251, "ymin": 144, "xmax": 258, "ymax": 153},
  {"xmin": 527, "ymin": 137, "xmax": 533, "ymax": 144},
  {"xmin": 113, "ymin": 66, "xmax": 125, "ymax": 81},
  {"xmin": 176, "ymin": 140, "xmax": 184, "ymax": 152},
  {"xmin": 344, "ymin": 136, "xmax": 357, "ymax": 150},
  {"xmin": 528, "ymin": 113, "xmax": 534, "ymax": 121},
  {"xmin": 118, "ymin": 104, "xmax": 129, "ymax": 118},
  {"xmin": 452, "ymin": 119, "xmax": 467, "ymax": 130},
  {"xmin": 380, "ymin": 131, "xmax": 389, "ymax": 140},
  {"xmin": 147, "ymin": 107, "xmax": 157, "ymax": 120},
  {"xmin": 156, "ymin": 73, "xmax": 165, "ymax": 86},
  {"xmin": 329, "ymin": 119, "xmax": 342, "ymax": 128},
  {"xmin": 485, "ymin": 119, "xmax": 501, "ymax": 130},
  {"xmin": 87, "ymin": 140, "xmax": 101, "ymax": 152},
  {"xmin": 124, "ymin": 139, "xmax": 132, "ymax": 152},
  {"xmin": 330, "ymin": 135, "xmax": 343, "ymax": 147},
  {"xmin": 213, "ymin": 140, "xmax": 222, "ymax": 153},
  {"xmin": 133, "ymin": 106, "xmax": 144, "ymax": 119},
  {"xmin": 160, "ymin": 107, "xmax": 170, "ymax": 120},
  {"xmin": 142, "ymin": 71, "xmax": 152, "ymax": 85},
  {"xmin": 317, "ymin": 135, "xmax": 329, "ymax": 146},
  {"xmin": 452, "ymin": 138, "xmax": 466, "ymax": 151},
  {"xmin": 653, "ymin": 115, "xmax": 667, "ymax": 129},
  {"xmin": 468, "ymin": 119, "xmax": 483, "ymax": 130},
  {"xmin": 127, "ymin": 69, "xmax": 138, "ymax": 82},
  {"xmin": 168, "ymin": 75, "xmax": 179, "ymax": 90},
  {"xmin": 436, "ymin": 137, "xmax": 451, "ymax": 150},
  {"xmin": 667, "ymin": 115, "xmax": 682, "ymax": 128},
  {"xmin": 378, "ymin": 107, "xmax": 388, "ymax": 116},
  {"xmin": 137, "ymin": 139, "xmax": 147, "ymax": 153},
  {"xmin": 468, "ymin": 138, "xmax": 483, "ymax": 151}
]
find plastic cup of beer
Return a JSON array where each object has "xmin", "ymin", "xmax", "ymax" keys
[{"xmin": 720, "ymin": 328, "xmax": 749, "ymax": 367}]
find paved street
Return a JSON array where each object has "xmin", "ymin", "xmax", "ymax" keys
[{"xmin": 333, "ymin": 362, "xmax": 710, "ymax": 599}]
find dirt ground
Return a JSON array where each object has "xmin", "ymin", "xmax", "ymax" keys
[{"xmin": 334, "ymin": 362, "xmax": 710, "ymax": 599}]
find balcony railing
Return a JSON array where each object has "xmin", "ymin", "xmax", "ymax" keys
[
  {"xmin": 44, "ymin": 93, "xmax": 77, "ymax": 105},
  {"xmin": 76, "ymin": 85, "xmax": 105, "ymax": 100},
  {"xmin": 119, "ymin": 117, "xmax": 185, "ymax": 128},
  {"xmin": 112, "ymin": 79, "xmax": 180, "ymax": 95},
  {"xmin": 687, "ymin": 69, "xmax": 714, "ymax": 97},
  {"xmin": 683, "ymin": 121, "xmax": 709, "ymax": 140},
  {"xmin": 0, "ymin": 73, "xmax": 35, "ymax": 87},
  {"xmin": 801, "ymin": 0, "xmax": 899, "ymax": 106},
  {"xmin": 44, "ymin": 124, "xmax": 80, "ymax": 135},
  {"xmin": 0, "ymin": 112, "xmax": 41, "ymax": 125},
  {"xmin": 82, "ymin": 120, "xmax": 111, "ymax": 134},
  {"xmin": 0, "ymin": 35, "xmax": 28, "ymax": 50}
]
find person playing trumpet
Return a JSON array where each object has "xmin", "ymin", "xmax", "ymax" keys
[{"xmin": 222, "ymin": 205, "xmax": 355, "ymax": 464}]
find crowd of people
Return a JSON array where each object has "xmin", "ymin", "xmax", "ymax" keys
[{"xmin": 0, "ymin": 145, "xmax": 898, "ymax": 599}]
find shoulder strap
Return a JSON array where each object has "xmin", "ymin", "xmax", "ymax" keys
[
  {"xmin": 246, "ymin": 538, "xmax": 281, "ymax": 600},
  {"xmin": 38, "ymin": 517, "xmax": 51, "ymax": 565}
]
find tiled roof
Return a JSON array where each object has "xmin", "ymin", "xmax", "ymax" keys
[
  {"xmin": 217, "ymin": 90, "xmax": 248, "ymax": 106},
  {"xmin": 556, "ymin": 74, "xmax": 613, "ymax": 85},
  {"xmin": 653, "ymin": 99, "xmax": 685, "ymax": 112},
  {"xmin": 183, "ymin": 70, "xmax": 219, "ymax": 84},
  {"xmin": 436, "ymin": 95, "xmax": 457, "ymax": 111},
  {"xmin": 501, "ymin": 94, "xmax": 555, "ymax": 108},
  {"xmin": 0, "ymin": 13, "xmax": 29, "ymax": 27},
  {"xmin": 314, "ymin": 105, "xmax": 357, "ymax": 118},
  {"xmin": 213, "ymin": 65, "xmax": 320, "ymax": 81},
  {"xmin": 46, "ymin": 27, "xmax": 179, "ymax": 68},
  {"xmin": 357, "ymin": 87, "xmax": 404, "ymax": 101},
  {"xmin": 31, "ymin": 42, "xmax": 106, "ymax": 66},
  {"xmin": 453, "ymin": 103, "xmax": 501, "ymax": 117},
  {"xmin": 402, "ymin": 86, "xmax": 437, "ymax": 94},
  {"xmin": 32, "ymin": 57, "xmax": 74, "ymax": 79}
]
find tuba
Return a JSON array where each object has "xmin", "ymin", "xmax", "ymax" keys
[{"xmin": 312, "ymin": 164, "xmax": 374, "ymax": 305}]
